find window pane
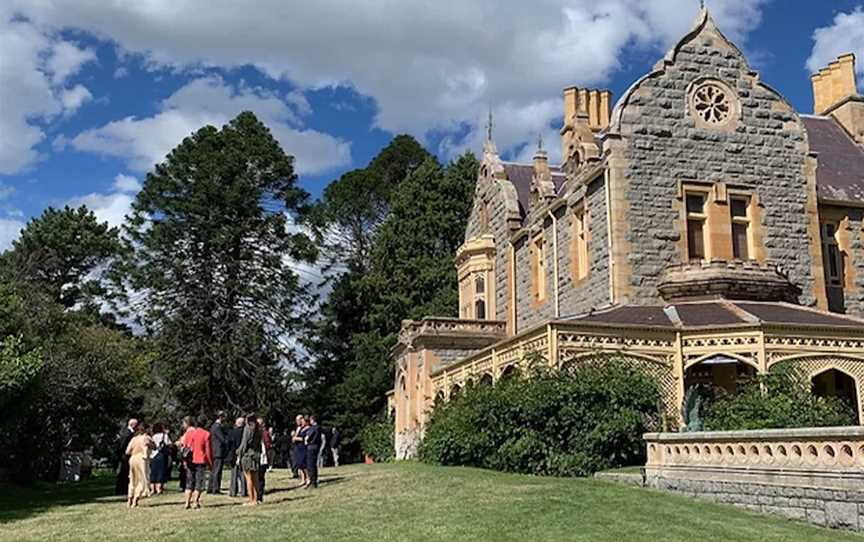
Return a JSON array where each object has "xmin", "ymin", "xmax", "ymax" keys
[
  {"xmin": 686, "ymin": 194, "xmax": 705, "ymax": 214},
  {"xmin": 828, "ymin": 244, "xmax": 840, "ymax": 280},
  {"xmin": 732, "ymin": 222, "xmax": 749, "ymax": 259},
  {"xmin": 475, "ymin": 275, "xmax": 485, "ymax": 294},
  {"xmin": 824, "ymin": 224, "xmax": 836, "ymax": 239},
  {"xmin": 687, "ymin": 219, "xmax": 705, "ymax": 260},
  {"xmin": 475, "ymin": 299, "xmax": 486, "ymax": 320},
  {"xmin": 730, "ymin": 198, "xmax": 748, "ymax": 218}
]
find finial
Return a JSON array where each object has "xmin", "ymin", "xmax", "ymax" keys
[
  {"xmin": 700, "ymin": 0, "xmax": 705, "ymax": 9},
  {"xmin": 486, "ymin": 106, "xmax": 493, "ymax": 143},
  {"xmin": 537, "ymin": 131, "xmax": 543, "ymax": 151}
]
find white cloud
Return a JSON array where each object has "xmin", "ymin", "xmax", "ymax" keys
[
  {"xmin": 0, "ymin": 218, "xmax": 25, "ymax": 251},
  {"xmin": 807, "ymin": 8, "xmax": 864, "ymax": 79},
  {"xmin": 60, "ymin": 84, "xmax": 93, "ymax": 112},
  {"xmin": 47, "ymin": 40, "xmax": 97, "ymax": 84},
  {"xmin": 9, "ymin": 0, "xmax": 768, "ymax": 162},
  {"xmin": 68, "ymin": 76, "xmax": 351, "ymax": 174},
  {"xmin": 68, "ymin": 190, "xmax": 135, "ymax": 228},
  {"xmin": 113, "ymin": 173, "xmax": 141, "ymax": 193},
  {"xmin": 0, "ymin": 9, "xmax": 96, "ymax": 174}
]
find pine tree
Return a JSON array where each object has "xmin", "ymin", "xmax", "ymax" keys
[
  {"xmin": 4, "ymin": 206, "xmax": 121, "ymax": 310},
  {"xmin": 116, "ymin": 111, "xmax": 315, "ymax": 413}
]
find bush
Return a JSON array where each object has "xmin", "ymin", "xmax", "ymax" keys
[
  {"xmin": 703, "ymin": 368, "xmax": 856, "ymax": 430},
  {"xmin": 358, "ymin": 414, "xmax": 395, "ymax": 462},
  {"xmin": 418, "ymin": 358, "xmax": 661, "ymax": 477}
]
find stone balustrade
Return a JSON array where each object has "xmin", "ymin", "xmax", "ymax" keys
[
  {"xmin": 644, "ymin": 427, "xmax": 864, "ymax": 530},
  {"xmin": 398, "ymin": 317, "xmax": 507, "ymax": 347}
]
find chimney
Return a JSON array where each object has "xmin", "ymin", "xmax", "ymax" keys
[
  {"xmin": 560, "ymin": 87, "xmax": 610, "ymax": 163},
  {"xmin": 811, "ymin": 53, "xmax": 864, "ymax": 144}
]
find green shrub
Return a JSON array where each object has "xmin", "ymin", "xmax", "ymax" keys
[
  {"xmin": 358, "ymin": 414, "xmax": 395, "ymax": 462},
  {"xmin": 703, "ymin": 368, "xmax": 856, "ymax": 430},
  {"xmin": 418, "ymin": 357, "xmax": 661, "ymax": 477}
]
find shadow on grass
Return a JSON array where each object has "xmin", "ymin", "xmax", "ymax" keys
[{"xmin": 0, "ymin": 476, "xmax": 120, "ymax": 524}]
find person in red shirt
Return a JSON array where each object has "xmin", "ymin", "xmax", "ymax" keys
[{"xmin": 179, "ymin": 415, "xmax": 212, "ymax": 509}]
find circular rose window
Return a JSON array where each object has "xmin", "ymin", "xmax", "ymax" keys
[{"xmin": 691, "ymin": 83, "xmax": 734, "ymax": 126}]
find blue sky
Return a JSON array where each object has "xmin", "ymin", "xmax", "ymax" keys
[{"xmin": 2, "ymin": 1, "xmax": 864, "ymax": 249}]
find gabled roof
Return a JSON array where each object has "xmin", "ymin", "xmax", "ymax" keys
[
  {"xmin": 501, "ymin": 162, "xmax": 566, "ymax": 216},
  {"xmin": 802, "ymin": 115, "xmax": 864, "ymax": 203}
]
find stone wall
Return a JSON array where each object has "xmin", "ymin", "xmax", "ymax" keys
[
  {"xmin": 464, "ymin": 175, "xmax": 516, "ymax": 323},
  {"xmin": 558, "ymin": 177, "xmax": 610, "ymax": 318},
  {"xmin": 513, "ymin": 176, "xmax": 611, "ymax": 331},
  {"xmin": 614, "ymin": 15, "xmax": 818, "ymax": 306},
  {"xmin": 644, "ymin": 426, "xmax": 864, "ymax": 531},
  {"xmin": 649, "ymin": 476, "xmax": 864, "ymax": 530}
]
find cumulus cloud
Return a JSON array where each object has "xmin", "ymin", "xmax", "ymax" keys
[
  {"xmin": 113, "ymin": 173, "xmax": 141, "ymax": 193},
  {"xmin": 68, "ymin": 76, "xmax": 351, "ymax": 174},
  {"xmin": 807, "ymin": 7, "xmax": 864, "ymax": 77},
  {"xmin": 10, "ymin": 0, "xmax": 768, "ymax": 162},
  {"xmin": 0, "ymin": 8, "xmax": 96, "ymax": 174},
  {"xmin": 0, "ymin": 219, "xmax": 25, "ymax": 251},
  {"xmin": 60, "ymin": 84, "xmax": 93, "ymax": 112}
]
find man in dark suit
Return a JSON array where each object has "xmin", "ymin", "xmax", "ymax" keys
[
  {"xmin": 207, "ymin": 411, "xmax": 227, "ymax": 494},
  {"xmin": 227, "ymin": 416, "xmax": 247, "ymax": 497},
  {"xmin": 114, "ymin": 418, "xmax": 138, "ymax": 495},
  {"xmin": 305, "ymin": 415, "xmax": 322, "ymax": 489}
]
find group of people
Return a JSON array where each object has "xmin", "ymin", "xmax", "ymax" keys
[{"xmin": 115, "ymin": 412, "xmax": 340, "ymax": 509}]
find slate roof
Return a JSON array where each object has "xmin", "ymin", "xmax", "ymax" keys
[
  {"xmin": 564, "ymin": 300, "xmax": 864, "ymax": 330},
  {"xmin": 501, "ymin": 162, "xmax": 565, "ymax": 216},
  {"xmin": 802, "ymin": 115, "xmax": 864, "ymax": 203}
]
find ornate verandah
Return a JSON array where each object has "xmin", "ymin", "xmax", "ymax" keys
[{"xmin": 426, "ymin": 301, "xmax": 864, "ymax": 425}]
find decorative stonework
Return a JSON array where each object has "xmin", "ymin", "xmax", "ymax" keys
[
  {"xmin": 644, "ymin": 427, "xmax": 864, "ymax": 530},
  {"xmin": 689, "ymin": 81, "xmax": 736, "ymax": 128},
  {"xmin": 658, "ymin": 260, "xmax": 800, "ymax": 302}
]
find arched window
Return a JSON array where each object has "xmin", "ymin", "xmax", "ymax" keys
[
  {"xmin": 479, "ymin": 373, "xmax": 494, "ymax": 387},
  {"xmin": 475, "ymin": 299, "xmax": 486, "ymax": 320},
  {"xmin": 475, "ymin": 275, "xmax": 485, "ymax": 295}
]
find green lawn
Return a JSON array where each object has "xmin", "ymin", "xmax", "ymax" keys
[{"xmin": 0, "ymin": 462, "xmax": 859, "ymax": 541}]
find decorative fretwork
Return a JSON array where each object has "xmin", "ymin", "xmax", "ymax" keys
[
  {"xmin": 558, "ymin": 332, "xmax": 673, "ymax": 353},
  {"xmin": 560, "ymin": 352, "xmax": 677, "ymax": 422},
  {"xmin": 691, "ymin": 83, "xmax": 732, "ymax": 125},
  {"xmin": 769, "ymin": 355, "xmax": 864, "ymax": 421},
  {"xmin": 765, "ymin": 335, "xmax": 864, "ymax": 367}
]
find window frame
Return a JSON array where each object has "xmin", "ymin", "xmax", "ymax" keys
[
  {"xmin": 729, "ymin": 194, "xmax": 752, "ymax": 260},
  {"xmin": 684, "ymin": 190, "xmax": 709, "ymax": 261},
  {"xmin": 531, "ymin": 232, "xmax": 547, "ymax": 303},
  {"xmin": 573, "ymin": 205, "xmax": 590, "ymax": 281}
]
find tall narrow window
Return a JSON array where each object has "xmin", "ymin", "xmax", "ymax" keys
[
  {"xmin": 532, "ymin": 234, "xmax": 546, "ymax": 302},
  {"xmin": 822, "ymin": 223, "xmax": 843, "ymax": 287},
  {"xmin": 730, "ymin": 196, "xmax": 750, "ymax": 260},
  {"xmin": 685, "ymin": 193, "xmax": 707, "ymax": 261},
  {"xmin": 574, "ymin": 208, "xmax": 589, "ymax": 280},
  {"xmin": 821, "ymin": 222, "xmax": 846, "ymax": 313},
  {"xmin": 474, "ymin": 299, "xmax": 486, "ymax": 320},
  {"xmin": 475, "ymin": 275, "xmax": 485, "ymax": 295}
]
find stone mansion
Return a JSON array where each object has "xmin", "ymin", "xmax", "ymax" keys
[{"xmin": 390, "ymin": 7, "xmax": 864, "ymax": 458}]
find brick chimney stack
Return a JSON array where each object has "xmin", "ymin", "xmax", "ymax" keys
[{"xmin": 811, "ymin": 53, "xmax": 864, "ymax": 144}]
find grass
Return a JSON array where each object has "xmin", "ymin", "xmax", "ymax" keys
[{"xmin": 0, "ymin": 462, "xmax": 859, "ymax": 542}]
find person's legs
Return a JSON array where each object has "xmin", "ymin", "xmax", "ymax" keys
[
  {"xmin": 307, "ymin": 446, "xmax": 319, "ymax": 488},
  {"xmin": 331, "ymin": 447, "xmax": 339, "ymax": 468},
  {"xmin": 192, "ymin": 464, "xmax": 205, "ymax": 508},
  {"xmin": 208, "ymin": 457, "xmax": 223, "ymax": 494},
  {"xmin": 243, "ymin": 470, "xmax": 257, "ymax": 505},
  {"xmin": 116, "ymin": 458, "xmax": 130, "ymax": 496},
  {"xmin": 257, "ymin": 466, "xmax": 266, "ymax": 502}
]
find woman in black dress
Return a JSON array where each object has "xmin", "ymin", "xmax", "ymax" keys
[
  {"xmin": 148, "ymin": 422, "xmax": 171, "ymax": 494},
  {"xmin": 291, "ymin": 415, "xmax": 308, "ymax": 487}
]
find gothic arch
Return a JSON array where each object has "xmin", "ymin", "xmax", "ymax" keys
[
  {"xmin": 769, "ymin": 355, "xmax": 864, "ymax": 423},
  {"xmin": 684, "ymin": 352, "xmax": 759, "ymax": 372}
]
